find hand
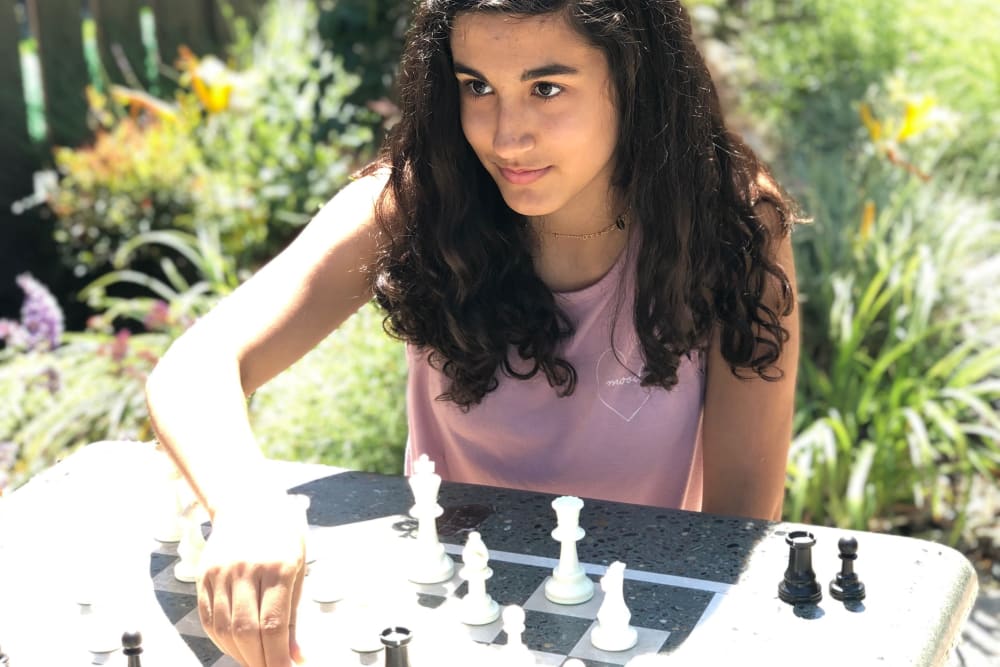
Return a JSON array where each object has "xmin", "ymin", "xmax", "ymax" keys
[{"xmin": 196, "ymin": 498, "xmax": 307, "ymax": 667}]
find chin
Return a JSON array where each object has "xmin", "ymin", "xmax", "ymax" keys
[{"xmin": 495, "ymin": 187, "xmax": 556, "ymax": 218}]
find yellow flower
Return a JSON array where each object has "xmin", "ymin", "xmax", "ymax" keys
[
  {"xmin": 189, "ymin": 55, "xmax": 234, "ymax": 114},
  {"xmin": 859, "ymin": 103, "xmax": 882, "ymax": 142},
  {"xmin": 860, "ymin": 200, "xmax": 876, "ymax": 241},
  {"xmin": 897, "ymin": 95, "xmax": 937, "ymax": 142}
]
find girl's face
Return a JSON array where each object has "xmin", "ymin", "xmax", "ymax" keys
[{"xmin": 451, "ymin": 11, "xmax": 619, "ymax": 226}]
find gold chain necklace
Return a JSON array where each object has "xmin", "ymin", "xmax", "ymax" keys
[{"xmin": 540, "ymin": 213, "xmax": 628, "ymax": 240}]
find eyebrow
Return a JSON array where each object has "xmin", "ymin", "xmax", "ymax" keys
[{"xmin": 453, "ymin": 62, "xmax": 580, "ymax": 81}]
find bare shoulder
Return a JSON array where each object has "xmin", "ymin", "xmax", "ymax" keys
[{"xmin": 306, "ymin": 167, "xmax": 394, "ymax": 237}]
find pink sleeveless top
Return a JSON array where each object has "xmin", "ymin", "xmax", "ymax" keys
[{"xmin": 404, "ymin": 235, "xmax": 705, "ymax": 509}]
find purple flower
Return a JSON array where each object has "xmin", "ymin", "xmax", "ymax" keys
[{"xmin": 0, "ymin": 274, "xmax": 64, "ymax": 351}]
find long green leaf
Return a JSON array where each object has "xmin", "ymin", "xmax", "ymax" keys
[
  {"xmin": 846, "ymin": 441, "xmax": 876, "ymax": 529},
  {"xmin": 949, "ymin": 346, "xmax": 1000, "ymax": 387},
  {"xmin": 112, "ymin": 230, "xmax": 204, "ymax": 270},
  {"xmin": 81, "ymin": 270, "xmax": 180, "ymax": 303}
]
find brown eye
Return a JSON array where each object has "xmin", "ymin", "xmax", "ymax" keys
[
  {"xmin": 464, "ymin": 80, "xmax": 493, "ymax": 96},
  {"xmin": 534, "ymin": 82, "xmax": 563, "ymax": 99}
]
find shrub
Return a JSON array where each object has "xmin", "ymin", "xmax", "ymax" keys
[
  {"xmin": 702, "ymin": 0, "xmax": 1000, "ymax": 539},
  {"xmin": 47, "ymin": 0, "xmax": 376, "ymax": 279},
  {"xmin": 789, "ymin": 177, "xmax": 1000, "ymax": 538},
  {"xmin": 249, "ymin": 303, "xmax": 408, "ymax": 473},
  {"xmin": 0, "ymin": 270, "xmax": 167, "ymax": 492}
]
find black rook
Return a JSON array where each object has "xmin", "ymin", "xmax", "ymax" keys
[
  {"xmin": 778, "ymin": 530, "xmax": 822, "ymax": 605},
  {"xmin": 381, "ymin": 626, "xmax": 413, "ymax": 667}
]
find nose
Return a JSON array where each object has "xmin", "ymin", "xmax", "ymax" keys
[{"xmin": 492, "ymin": 100, "xmax": 534, "ymax": 159}]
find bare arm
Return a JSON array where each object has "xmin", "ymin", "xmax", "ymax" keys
[
  {"xmin": 145, "ymin": 173, "xmax": 387, "ymax": 516},
  {"xmin": 144, "ymin": 173, "xmax": 389, "ymax": 667},
  {"xmin": 701, "ymin": 204, "xmax": 799, "ymax": 521}
]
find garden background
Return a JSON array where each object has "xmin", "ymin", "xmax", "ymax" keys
[{"xmin": 1, "ymin": 0, "xmax": 997, "ymax": 608}]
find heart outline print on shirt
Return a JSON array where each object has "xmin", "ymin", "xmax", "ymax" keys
[{"xmin": 596, "ymin": 346, "xmax": 652, "ymax": 421}]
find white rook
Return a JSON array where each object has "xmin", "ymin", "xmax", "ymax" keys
[{"xmin": 544, "ymin": 496, "xmax": 594, "ymax": 605}]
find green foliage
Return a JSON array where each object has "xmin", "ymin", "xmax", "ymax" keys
[
  {"xmin": 789, "ymin": 174, "xmax": 1000, "ymax": 538},
  {"xmin": 730, "ymin": 0, "xmax": 999, "ymax": 201},
  {"xmin": 316, "ymin": 0, "xmax": 411, "ymax": 135},
  {"xmin": 712, "ymin": 0, "xmax": 1000, "ymax": 537},
  {"xmin": 0, "ymin": 331, "xmax": 166, "ymax": 490},
  {"xmin": 80, "ymin": 226, "xmax": 241, "ymax": 335},
  {"xmin": 49, "ymin": 112, "xmax": 202, "ymax": 272},
  {"xmin": 47, "ymin": 0, "xmax": 375, "ymax": 278},
  {"xmin": 248, "ymin": 303, "xmax": 408, "ymax": 473}
]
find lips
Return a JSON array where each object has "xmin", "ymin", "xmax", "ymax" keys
[{"xmin": 498, "ymin": 166, "xmax": 551, "ymax": 185}]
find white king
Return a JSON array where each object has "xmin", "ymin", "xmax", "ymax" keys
[{"xmin": 407, "ymin": 454, "xmax": 455, "ymax": 584}]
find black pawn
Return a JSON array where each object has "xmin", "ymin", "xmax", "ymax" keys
[
  {"xmin": 778, "ymin": 530, "xmax": 822, "ymax": 604},
  {"xmin": 830, "ymin": 536, "xmax": 866, "ymax": 601},
  {"xmin": 380, "ymin": 626, "xmax": 412, "ymax": 667},
  {"xmin": 122, "ymin": 631, "xmax": 143, "ymax": 667}
]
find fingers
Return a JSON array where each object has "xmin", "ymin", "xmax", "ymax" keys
[
  {"xmin": 197, "ymin": 572, "xmax": 248, "ymax": 666},
  {"xmin": 258, "ymin": 564, "xmax": 300, "ymax": 667},
  {"xmin": 288, "ymin": 564, "xmax": 306, "ymax": 664},
  {"xmin": 230, "ymin": 573, "xmax": 268, "ymax": 667},
  {"xmin": 201, "ymin": 567, "xmax": 295, "ymax": 667}
]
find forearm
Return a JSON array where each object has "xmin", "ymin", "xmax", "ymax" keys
[{"xmin": 145, "ymin": 334, "xmax": 284, "ymax": 520}]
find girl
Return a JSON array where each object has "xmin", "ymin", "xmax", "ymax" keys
[{"xmin": 145, "ymin": 0, "xmax": 799, "ymax": 664}]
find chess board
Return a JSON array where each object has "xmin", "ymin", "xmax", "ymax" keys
[
  {"xmin": 0, "ymin": 443, "xmax": 978, "ymax": 667},
  {"xmin": 148, "ymin": 495, "xmax": 730, "ymax": 667}
]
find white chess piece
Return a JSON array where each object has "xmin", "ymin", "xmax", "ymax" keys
[
  {"xmin": 347, "ymin": 598, "xmax": 385, "ymax": 655},
  {"xmin": 152, "ymin": 454, "xmax": 183, "ymax": 543},
  {"xmin": 406, "ymin": 454, "xmax": 455, "ymax": 584},
  {"xmin": 173, "ymin": 502, "xmax": 207, "ymax": 583},
  {"xmin": 590, "ymin": 561, "xmax": 639, "ymax": 651},
  {"xmin": 459, "ymin": 531, "xmax": 501, "ymax": 625},
  {"xmin": 543, "ymin": 496, "xmax": 594, "ymax": 604},
  {"xmin": 501, "ymin": 605, "xmax": 536, "ymax": 666},
  {"xmin": 78, "ymin": 598, "xmax": 122, "ymax": 654},
  {"xmin": 309, "ymin": 558, "xmax": 345, "ymax": 608}
]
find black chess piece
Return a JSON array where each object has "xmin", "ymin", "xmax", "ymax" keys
[
  {"xmin": 122, "ymin": 631, "xmax": 143, "ymax": 667},
  {"xmin": 0, "ymin": 643, "xmax": 9, "ymax": 666},
  {"xmin": 381, "ymin": 626, "xmax": 412, "ymax": 667},
  {"xmin": 830, "ymin": 536, "xmax": 866, "ymax": 601},
  {"xmin": 778, "ymin": 530, "xmax": 822, "ymax": 604}
]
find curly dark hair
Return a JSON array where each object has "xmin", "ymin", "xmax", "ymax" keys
[{"xmin": 363, "ymin": 0, "xmax": 795, "ymax": 409}]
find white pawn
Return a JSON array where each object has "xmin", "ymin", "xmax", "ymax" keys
[
  {"xmin": 544, "ymin": 496, "xmax": 594, "ymax": 605},
  {"xmin": 407, "ymin": 454, "xmax": 455, "ymax": 584},
  {"xmin": 309, "ymin": 558, "xmax": 345, "ymax": 608},
  {"xmin": 459, "ymin": 531, "xmax": 500, "ymax": 625},
  {"xmin": 152, "ymin": 454, "xmax": 183, "ymax": 543},
  {"xmin": 78, "ymin": 598, "xmax": 121, "ymax": 654},
  {"xmin": 500, "ymin": 605, "xmax": 536, "ymax": 666},
  {"xmin": 590, "ymin": 561, "xmax": 638, "ymax": 651},
  {"xmin": 174, "ymin": 502, "xmax": 207, "ymax": 583}
]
